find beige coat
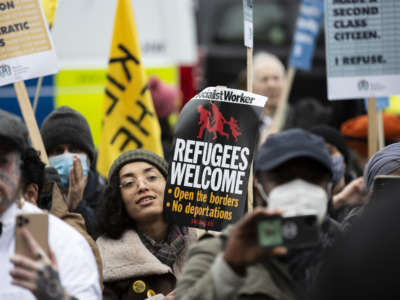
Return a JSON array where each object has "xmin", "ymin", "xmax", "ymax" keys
[
  {"xmin": 97, "ymin": 228, "xmax": 197, "ymax": 300},
  {"xmin": 49, "ymin": 183, "xmax": 104, "ymax": 289}
]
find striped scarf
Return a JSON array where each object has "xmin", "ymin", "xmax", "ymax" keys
[{"xmin": 138, "ymin": 225, "xmax": 188, "ymax": 268}]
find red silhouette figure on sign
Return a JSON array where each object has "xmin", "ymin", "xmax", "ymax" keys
[
  {"xmin": 209, "ymin": 104, "xmax": 229, "ymax": 140},
  {"xmin": 197, "ymin": 105, "xmax": 212, "ymax": 139},
  {"xmin": 228, "ymin": 117, "xmax": 242, "ymax": 141},
  {"xmin": 196, "ymin": 104, "xmax": 241, "ymax": 141}
]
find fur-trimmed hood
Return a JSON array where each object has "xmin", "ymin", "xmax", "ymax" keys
[{"xmin": 97, "ymin": 228, "xmax": 197, "ymax": 282}]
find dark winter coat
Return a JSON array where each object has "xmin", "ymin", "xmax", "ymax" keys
[{"xmin": 75, "ymin": 169, "xmax": 106, "ymax": 239}]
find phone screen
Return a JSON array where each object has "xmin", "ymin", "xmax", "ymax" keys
[
  {"xmin": 372, "ymin": 175, "xmax": 400, "ymax": 202},
  {"xmin": 257, "ymin": 215, "xmax": 320, "ymax": 249},
  {"xmin": 257, "ymin": 217, "xmax": 283, "ymax": 247}
]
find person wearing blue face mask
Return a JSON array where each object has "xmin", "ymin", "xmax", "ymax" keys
[
  {"xmin": 310, "ymin": 126, "xmax": 367, "ymax": 224},
  {"xmin": 48, "ymin": 152, "xmax": 89, "ymax": 189},
  {"xmin": 310, "ymin": 126, "xmax": 355, "ymax": 194},
  {"xmin": 41, "ymin": 106, "xmax": 106, "ymax": 239}
]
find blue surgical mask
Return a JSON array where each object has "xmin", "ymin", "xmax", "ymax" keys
[
  {"xmin": 331, "ymin": 154, "xmax": 345, "ymax": 186},
  {"xmin": 49, "ymin": 153, "xmax": 89, "ymax": 188}
]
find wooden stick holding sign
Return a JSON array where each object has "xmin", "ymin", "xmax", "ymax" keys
[
  {"xmin": 247, "ymin": 49, "xmax": 254, "ymax": 213},
  {"xmin": 247, "ymin": 48, "xmax": 253, "ymax": 93},
  {"xmin": 272, "ymin": 67, "xmax": 296, "ymax": 132},
  {"xmin": 377, "ymin": 109, "xmax": 385, "ymax": 150},
  {"xmin": 367, "ymin": 98, "xmax": 379, "ymax": 158},
  {"xmin": 14, "ymin": 81, "xmax": 49, "ymax": 165},
  {"xmin": 33, "ymin": 77, "xmax": 43, "ymax": 113},
  {"xmin": 243, "ymin": 0, "xmax": 254, "ymax": 212}
]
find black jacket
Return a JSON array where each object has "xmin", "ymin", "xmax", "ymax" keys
[{"xmin": 75, "ymin": 169, "xmax": 106, "ymax": 239}]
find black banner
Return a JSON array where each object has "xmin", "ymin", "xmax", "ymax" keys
[{"xmin": 163, "ymin": 87, "xmax": 266, "ymax": 231}]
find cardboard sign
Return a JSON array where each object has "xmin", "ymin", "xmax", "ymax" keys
[
  {"xmin": 0, "ymin": 0, "xmax": 58, "ymax": 86},
  {"xmin": 164, "ymin": 87, "xmax": 267, "ymax": 231},
  {"xmin": 243, "ymin": 0, "xmax": 253, "ymax": 48},
  {"xmin": 289, "ymin": 0, "xmax": 324, "ymax": 71},
  {"xmin": 325, "ymin": 0, "xmax": 400, "ymax": 100}
]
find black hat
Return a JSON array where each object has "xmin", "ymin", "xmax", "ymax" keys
[
  {"xmin": 40, "ymin": 106, "xmax": 95, "ymax": 162},
  {"xmin": 0, "ymin": 109, "xmax": 28, "ymax": 152},
  {"xmin": 255, "ymin": 128, "xmax": 332, "ymax": 175},
  {"xmin": 310, "ymin": 125, "xmax": 350, "ymax": 163},
  {"xmin": 108, "ymin": 149, "xmax": 168, "ymax": 182}
]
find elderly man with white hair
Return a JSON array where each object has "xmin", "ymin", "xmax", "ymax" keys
[
  {"xmin": 252, "ymin": 52, "xmax": 287, "ymax": 147},
  {"xmin": 252, "ymin": 51, "xmax": 286, "ymax": 127}
]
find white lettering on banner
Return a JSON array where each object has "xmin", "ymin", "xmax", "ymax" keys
[
  {"xmin": 170, "ymin": 138, "xmax": 250, "ymax": 195},
  {"xmin": 301, "ymin": 5, "xmax": 322, "ymax": 17},
  {"xmin": 297, "ymin": 18, "xmax": 320, "ymax": 33},
  {"xmin": 294, "ymin": 44, "xmax": 303, "ymax": 56},
  {"xmin": 295, "ymin": 32, "xmax": 313, "ymax": 44}
]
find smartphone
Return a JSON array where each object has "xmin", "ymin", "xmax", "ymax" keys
[
  {"xmin": 257, "ymin": 215, "xmax": 320, "ymax": 249},
  {"xmin": 372, "ymin": 175, "xmax": 400, "ymax": 202},
  {"xmin": 15, "ymin": 213, "xmax": 49, "ymax": 259}
]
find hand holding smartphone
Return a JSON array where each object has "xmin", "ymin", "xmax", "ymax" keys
[
  {"xmin": 257, "ymin": 215, "xmax": 320, "ymax": 249},
  {"xmin": 223, "ymin": 208, "xmax": 288, "ymax": 274},
  {"xmin": 15, "ymin": 213, "xmax": 49, "ymax": 259}
]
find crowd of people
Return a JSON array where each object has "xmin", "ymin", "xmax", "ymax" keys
[{"xmin": 1, "ymin": 51, "xmax": 400, "ymax": 300}]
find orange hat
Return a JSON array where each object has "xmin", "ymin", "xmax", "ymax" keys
[
  {"xmin": 341, "ymin": 113, "xmax": 400, "ymax": 140},
  {"xmin": 341, "ymin": 113, "xmax": 400, "ymax": 159}
]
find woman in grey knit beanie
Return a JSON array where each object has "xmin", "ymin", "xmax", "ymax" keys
[{"xmin": 96, "ymin": 149, "xmax": 196, "ymax": 300}]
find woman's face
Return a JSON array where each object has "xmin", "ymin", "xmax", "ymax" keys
[{"xmin": 119, "ymin": 161, "xmax": 166, "ymax": 223}]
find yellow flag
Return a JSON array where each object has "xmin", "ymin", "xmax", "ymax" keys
[
  {"xmin": 97, "ymin": 0, "xmax": 163, "ymax": 178},
  {"xmin": 40, "ymin": 0, "xmax": 58, "ymax": 27}
]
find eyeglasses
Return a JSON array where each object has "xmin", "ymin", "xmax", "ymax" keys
[{"xmin": 119, "ymin": 174, "xmax": 161, "ymax": 190}]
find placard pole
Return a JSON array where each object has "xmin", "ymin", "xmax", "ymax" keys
[
  {"xmin": 272, "ymin": 67, "xmax": 296, "ymax": 132},
  {"xmin": 14, "ymin": 81, "xmax": 49, "ymax": 165},
  {"xmin": 377, "ymin": 109, "xmax": 385, "ymax": 150},
  {"xmin": 33, "ymin": 77, "xmax": 43, "ymax": 112},
  {"xmin": 247, "ymin": 48, "xmax": 253, "ymax": 93},
  {"xmin": 245, "ymin": 47, "xmax": 254, "ymax": 212},
  {"xmin": 368, "ymin": 98, "xmax": 379, "ymax": 158}
]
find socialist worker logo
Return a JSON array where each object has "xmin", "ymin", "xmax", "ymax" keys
[{"xmin": 197, "ymin": 104, "xmax": 242, "ymax": 141}]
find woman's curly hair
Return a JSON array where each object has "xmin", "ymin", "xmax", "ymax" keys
[{"xmin": 96, "ymin": 172, "xmax": 135, "ymax": 239}]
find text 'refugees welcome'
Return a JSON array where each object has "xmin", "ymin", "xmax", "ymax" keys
[{"xmin": 170, "ymin": 138, "xmax": 250, "ymax": 195}]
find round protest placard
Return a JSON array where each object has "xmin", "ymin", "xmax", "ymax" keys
[{"xmin": 163, "ymin": 87, "xmax": 267, "ymax": 231}]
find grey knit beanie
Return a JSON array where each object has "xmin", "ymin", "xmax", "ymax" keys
[
  {"xmin": 0, "ymin": 109, "xmax": 28, "ymax": 152},
  {"xmin": 40, "ymin": 106, "xmax": 95, "ymax": 162},
  {"xmin": 108, "ymin": 149, "xmax": 168, "ymax": 182}
]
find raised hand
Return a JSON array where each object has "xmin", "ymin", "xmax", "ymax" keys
[{"xmin": 10, "ymin": 228, "xmax": 77, "ymax": 300}]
